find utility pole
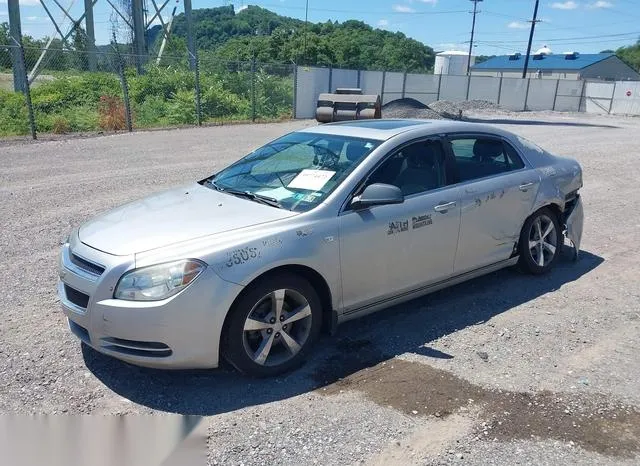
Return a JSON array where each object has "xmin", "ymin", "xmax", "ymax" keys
[
  {"xmin": 7, "ymin": 0, "xmax": 25, "ymax": 92},
  {"xmin": 467, "ymin": 0, "xmax": 482, "ymax": 75},
  {"xmin": 522, "ymin": 0, "xmax": 541, "ymax": 79},
  {"xmin": 84, "ymin": 0, "xmax": 97, "ymax": 71},
  {"xmin": 132, "ymin": 0, "xmax": 146, "ymax": 73},
  {"xmin": 303, "ymin": 0, "xmax": 309, "ymax": 65},
  {"xmin": 185, "ymin": 0, "xmax": 197, "ymax": 70}
]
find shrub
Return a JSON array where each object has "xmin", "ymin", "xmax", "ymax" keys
[
  {"xmin": 255, "ymin": 70, "xmax": 293, "ymax": 119},
  {"xmin": 1, "ymin": 65, "xmax": 293, "ymax": 137},
  {"xmin": 167, "ymin": 90, "xmax": 196, "ymax": 125},
  {"xmin": 128, "ymin": 67, "xmax": 195, "ymax": 104},
  {"xmin": 98, "ymin": 95, "xmax": 128, "ymax": 131},
  {"xmin": 0, "ymin": 90, "xmax": 30, "ymax": 136},
  {"xmin": 200, "ymin": 81, "xmax": 250, "ymax": 119},
  {"xmin": 51, "ymin": 116, "xmax": 71, "ymax": 134},
  {"xmin": 136, "ymin": 95, "xmax": 171, "ymax": 127},
  {"xmin": 36, "ymin": 106, "xmax": 99, "ymax": 133},
  {"xmin": 65, "ymin": 106, "xmax": 99, "ymax": 132},
  {"xmin": 31, "ymin": 72, "xmax": 121, "ymax": 112}
]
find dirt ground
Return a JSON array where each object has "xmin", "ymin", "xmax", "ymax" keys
[{"xmin": 1, "ymin": 111, "xmax": 639, "ymax": 465}]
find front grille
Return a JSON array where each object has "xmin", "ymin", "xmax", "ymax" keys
[
  {"xmin": 100, "ymin": 337, "xmax": 172, "ymax": 358},
  {"xmin": 70, "ymin": 253, "xmax": 105, "ymax": 276},
  {"xmin": 64, "ymin": 284, "xmax": 90, "ymax": 309}
]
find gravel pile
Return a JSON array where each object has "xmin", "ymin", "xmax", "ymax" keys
[
  {"xmin": 382, "ymin": 98, "xmax": 507, "ymax": 120},
  {"xmin": 381, "ymin": 98, "xmax": 445, "ymax": 120},
  {"xmin": 430, "ymin": 99, "xmax": 504, "ymax": 115}
]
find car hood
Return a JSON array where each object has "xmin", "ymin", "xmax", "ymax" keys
[{"xmin": 78, "ymin": 183, "xmax": 297, "ymax": 256}]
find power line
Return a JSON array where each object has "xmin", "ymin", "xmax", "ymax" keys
[
  {"xmin": 477, "ymin": 30, "xmax": 640, "ymax": 44},
  {"xmin": 254, "ymin": 3, "xmax": 469, "ymax": 16}
]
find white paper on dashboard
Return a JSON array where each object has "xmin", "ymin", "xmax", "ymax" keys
[
  {"xmin": 255, "ymin": 186, "xmax": 295, "ymax": 201},
  {"xmin": 287, "ymin": 169, "xmax": 336, "ymax": 191}
]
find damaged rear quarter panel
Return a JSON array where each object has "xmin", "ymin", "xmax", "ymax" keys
[{"xmin": 530, "ymin": 156, "xmax": 583, "ymax": 216}]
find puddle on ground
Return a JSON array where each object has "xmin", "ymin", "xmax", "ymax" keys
[{"xmin": 314, "ymin": 356, "xmax": 640, "ymax": 458}]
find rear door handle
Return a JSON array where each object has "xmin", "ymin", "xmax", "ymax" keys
[
  {"xmin": 434, "ymin": 201, "xmax": 457, "ymax": 213},
  {"xmin": 519, "ymin": 182, "xmax": 535, "ymax": 192}
]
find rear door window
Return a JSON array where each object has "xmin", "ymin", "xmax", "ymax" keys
[{"xmin": 450, "ymin": 137, "xmax": 525, "ymax": 182}]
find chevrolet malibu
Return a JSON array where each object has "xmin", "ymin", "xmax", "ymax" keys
[{"xmin": 58, "ymin": 119, "xmax": 584, "ymax": 376}]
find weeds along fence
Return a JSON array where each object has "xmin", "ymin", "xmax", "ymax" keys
[{"xmin": 0, "ymin": 44, "xmax": 295, "ymax": 139}]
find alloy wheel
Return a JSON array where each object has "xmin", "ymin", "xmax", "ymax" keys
[
  {"xmin": 528, "ymin": 214, "xmax": 558, "ymax": 267},
  {"xmin": 242, "ymin": 289, "xmax": 313, "ymax": 367}
]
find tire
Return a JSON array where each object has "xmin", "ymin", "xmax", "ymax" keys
[
  {"xmin": 517, "ymin": 207, "xmax": 562, "ymax": 275},
  {"xmin": 222, "ymin": 273, "xmax": 323, "ymax": 377}
]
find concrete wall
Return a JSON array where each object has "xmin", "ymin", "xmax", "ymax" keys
[
  {"xmin": 382, "ymin": 72, "xmax": 404, "ymax": 105},
  {"xmin": 584, "ymin": 81, "xmax": 614, "ymax": 114},
  {"xmin": 295, "ymin": 66, "xmax": 331, "ymax": 120},
  {"xmin": 610, "ymin": 81, "xmax": 640, "ymax": 115},
  {"xmin": 294, "ymin": 65, "xmax": 640, "ymax": 119},
  {"xmin": 554, "ymin": 80, "xmax": 583, "ymax": 112},
  {"xmin": 404, "ymin": 73, "xmax": 440, "ymax": 105},
  {"xmin": 526, "ymin": 79, "xmax": 558, "ymax": 111},
  {"xmin": 498, "ymin": 78, "xmax": 528, "ymax": 111}
]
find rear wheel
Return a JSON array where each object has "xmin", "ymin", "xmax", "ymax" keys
[
  {"xmin": 518, "ymin": 207, "xmax": 561, "ymax": 275},
  {"xmin": 223, "ymin": 273, "xmax": 322, "ymax": 377}
]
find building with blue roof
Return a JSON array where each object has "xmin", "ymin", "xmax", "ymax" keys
[{"xmin": 470, "ymin": 47, "xmax": 639, "ymax": 81}]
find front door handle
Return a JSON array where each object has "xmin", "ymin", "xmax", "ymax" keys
[
  {"xmin": 519, "ymin": 182, "xmax": 535, "ymax": 192},
  {"xmin": 434, "ymin": 201, "xmax": 457, "ymax": 213}
]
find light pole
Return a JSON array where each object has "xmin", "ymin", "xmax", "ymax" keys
[{"xmin": 467, "ymin": 0, "xmax": 482, "ymax": 75}]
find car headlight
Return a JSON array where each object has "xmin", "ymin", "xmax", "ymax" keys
[{"xmin": 114, "ymin": 259, "xmax": 206, "ymax": 301}]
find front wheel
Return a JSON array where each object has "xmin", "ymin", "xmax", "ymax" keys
[
  {"xmin": 518, "ymin": 207, "xmax": 561, "ymax": 275},
  {"xmin": 222, "ymin": 273, "xmax": 322, "ymax": 377}
]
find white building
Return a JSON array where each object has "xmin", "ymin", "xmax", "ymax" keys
[{"xmin": 434, "ymin": 51, "xmax": 475, "ymax": 76}]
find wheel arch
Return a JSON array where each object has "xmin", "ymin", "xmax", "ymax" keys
[
  {"xmin": 528, "ymin": 201, "xmax": 564, "ymax": 229},
  {"xmin": 220, "ymin": 264, "xmax": 335, "ymax": 354},
  {"xmin": 515, "ymin": 202, "xmax": 564, "ymax": 254}
]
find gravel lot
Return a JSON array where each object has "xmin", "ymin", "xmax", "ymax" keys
[{"xmin": 1, "ymin": 112, "xmax": 639, "ymax": 465}]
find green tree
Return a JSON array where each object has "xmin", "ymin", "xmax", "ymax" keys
[
  {"xmin": 616, "ymin": 40, "xmax": 640, "ymax": 72},
  {"xmin": 72, "ymin": 24, "xmax": 89, "ymax": 70},
  {"xmin": 166, "ymin": 5, "xmax": 435, "ymax": 72}
]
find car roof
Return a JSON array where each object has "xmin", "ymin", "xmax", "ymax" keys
[{"xmin": 298, "ymin": 119, "xmax": 513, "ymax": 141}]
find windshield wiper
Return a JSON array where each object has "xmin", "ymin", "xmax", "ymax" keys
[
  {"xmin": 204, "ymin": 178, "xmax": 283, "ymax": 209},
  {"xmin": 205, "ymin": 178, "xmax": 224, "ymax": 191},
  {"xmin": 222, "ymin": 187, "xmax": 283, "ymax": 209}
]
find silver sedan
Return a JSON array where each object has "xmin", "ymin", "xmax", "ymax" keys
[{"xmin": 57, "ymin": 119, "xmax": 584, "ymax": 376}]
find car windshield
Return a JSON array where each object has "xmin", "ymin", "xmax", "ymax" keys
[{"xmin": 206, "ymin": 131, "xmax": 381, "ymax": 212}]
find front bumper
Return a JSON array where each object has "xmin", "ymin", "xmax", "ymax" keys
[
  {"xmin": 57, "ymin": 234, "xmax": 243, "ymax": 369},
  {"xmin": 565, "ymin": 194, "xmax": 584, "ymax": 261}
]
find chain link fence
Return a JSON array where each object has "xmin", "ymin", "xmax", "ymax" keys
[{"xmin": 0, "ymin": 44, "xmax": 296, "ymax": 139}]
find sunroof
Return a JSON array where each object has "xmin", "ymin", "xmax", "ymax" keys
[{"xmin": 329, "ymin": 119, "xmax": 429, "ymax": 130}]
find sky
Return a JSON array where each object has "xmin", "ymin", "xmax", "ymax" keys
[{"xmin": 4, "ymin": 0, "xmax": 640, "ymax": 54}]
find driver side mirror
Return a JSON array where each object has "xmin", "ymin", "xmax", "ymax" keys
[{"xmin": 351, "ymin": 183, "xmax": 404, "ymax": 210}]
